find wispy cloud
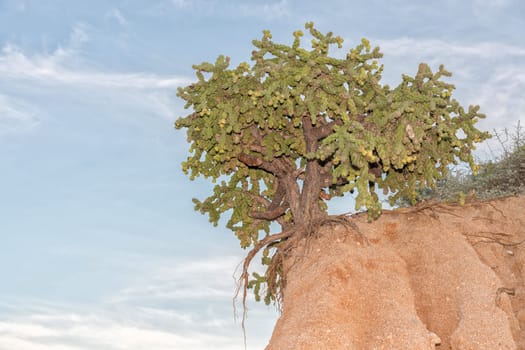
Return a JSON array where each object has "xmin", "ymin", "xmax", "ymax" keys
[
  {"xmin": 372, "ymin": 37, "xmax": 525, "ymax": 132},
  {"xmin": 467, "ymin": 65, "xmax": 525, "ymax": 158},
  {"xmin": 0, "ymin": 93, "xmax": 39, "ymax": 134},
  {"xmin": 468, "ymin": 66, "xmax": 525, "ymax": 121},
  {"xmin": 0, "ymin": 44, "xmax": 189, "ymax": 89},
  {"xmin": 0, "ymin": 255, "xmax": 274, "ymax": 350},
  {"xmin": 108, "ymin": 256, "xmax": 241, "ymax": 303},
  {"xmin": 106, "ymin": 9, "xmax": 128, "ymax": 27},
  {"xmin": 69, "ymin": 23, "xmax": 91, "ymax": 48},
  {"xmin": 0, "ymin": 24, "xmax": 192, "ymax": 125},
  {"xmin": 0, "ymin": 312, "xmax": 245, "ymax": 350}
]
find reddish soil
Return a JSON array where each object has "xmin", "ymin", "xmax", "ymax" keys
[{"xmin": 266, "ymin": 195, "xmax": 525, "ymax": 349}]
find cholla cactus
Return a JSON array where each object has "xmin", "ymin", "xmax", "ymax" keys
[{"xmin": 175, "ymin": 22, "xmax": 490, "ymax": 306}]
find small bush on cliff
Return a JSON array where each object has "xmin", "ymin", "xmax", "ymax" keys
[
  {"xmin": 431, "ymin": 122, "xmax": 525, "ymax": 202},
  {"xmin": 175, "ymin": 23, "xmax": 489, "ymax": 309}
]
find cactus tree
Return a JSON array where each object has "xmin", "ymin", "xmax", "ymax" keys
[{"xmin": 175, "ymin": 22, "xmax": 489, "ymax": 306}]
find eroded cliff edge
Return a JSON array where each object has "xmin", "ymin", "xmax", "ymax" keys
[{"xmin": 267, "ymin": 196, "xmax": 525, "ymax": 349}]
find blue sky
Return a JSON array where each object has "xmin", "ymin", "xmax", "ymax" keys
[{"xmin": 0, "ymin": 1, "xmax": 524, "ymax": 349}]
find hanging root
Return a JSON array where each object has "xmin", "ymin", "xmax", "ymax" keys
[
  {"xmin": 233, "ymin": 229, "xmax": 294, "ymax": 345},
  {"xmin": 466, "ymin": 233, "xmax": 525, "ymax": 247}
]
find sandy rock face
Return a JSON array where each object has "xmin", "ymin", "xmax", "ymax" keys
[{"xmin": 266, "ymin": 196, "xmax": 525, "ymax": 349}]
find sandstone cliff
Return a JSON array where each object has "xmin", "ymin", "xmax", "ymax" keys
[{"xmin": 267, "ymin": 196, "xmax": 525, "ymax": 349}]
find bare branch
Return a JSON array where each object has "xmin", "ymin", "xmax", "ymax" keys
[
  {"xmin": 268, "ymin": 178, "xmax": 286, "ymax": 209},
  {"xmin": 238, "ymin": 153, "xmax": 288, "ymax": 178},
  {"xmin": 250, "ymin": 205, "xmax": 288, "ymax": 220},
  {"xmin": 248, "ymin": 144, "xmax": 266, "ymax": 154},
  {"xmin": 238, "ymin": 152, "xmax": 263, "ymax": 167},
  {"xmin": 238, "ymin": 151, "xmax": 296, "ymax": 178},
  {"xmin": 244, "ymin": 191, "xmax": 271, "ymax": 208}
]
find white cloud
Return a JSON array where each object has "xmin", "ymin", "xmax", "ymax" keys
[
  {"xmin": 0, "ymin": 25, "xmax": 193, "ymax": 125},
  {"xmin": 466, "ymin": 65, "xmax": 525, "ymax": 158},
  {"xmin": 0, "ymin": 322, "xmax": 59, "ymax": 338},
  {"xmin": 108, "ymin": 256, "xmax": 241, "ymax": 303},
  {"xmin": 0, "ymin": 94, "xmax": 39, "ymax": 133},
  {"xmin": 0, "ymin": 313, "xmax": 246, "ymax": 350},
  {"xmin": 372, "ymin": 38, "xmax": 525, "ymax": 132},
  {"xmin": 106, "ymin": 9, "xmax": 128, "ymax": 27},
  {"xmin": 469, "ymin": 66, "xmax": 525, "ymax": 122},
  {"xmin": 0, "ymin": 44, "xmax": 189, "ymax": 89},
  {"xmin": 0, "ymin": 336, "xmax": 79, "ymax": 350},
  {"xmin": 0, "ymin": 255, "xmax": 275, "ymax": 350},
  {"xmin": 69, "ymin": 24, "xmax": 91, "ymax": 47}
]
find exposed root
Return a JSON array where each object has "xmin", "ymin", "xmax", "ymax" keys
[
  {"xmin": 472, "ymin": 216, "xmax": 509, "ymax": 225},
  {"xmin": 233, "ymin": 213, "xmax": 369, "ymax": 346},
  {"xmin": 430, "ymin": 206, "xmax": 465, "ymax": 218},
  {"xmin": 233, "ymin": 229, "xmax": 294, "ymax": 345},
  {"xmin": 266, "ymin": 249, "xmax": 286, "ymax": 309},
  {"xmin": 488, "ymin": 202, "xmax": 507, "ymax": 219},
  {"xmin": 232, "ymin": 210, "xmax": 390, "ymax": 349},
  {"xmin": 465, "ymin": 233, "xmax": 525, "ymax": 247},
  {"xmin": 384, "ymin": 200, "xmax": 466, "ymax": 219},
  {"xmin": 326, "ymin": 215, "xmax": 369, "ymax": 245},
  {"xmin": 387, "ymin": 199, "xmax": 441, "ymax": 214}
]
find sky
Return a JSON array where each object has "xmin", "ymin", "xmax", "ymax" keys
[{"xmin": 0, "ymin": 0, "xmax": 524, "ymax": 349}]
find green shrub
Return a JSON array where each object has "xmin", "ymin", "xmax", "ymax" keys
[{"xmin": 404, "ymin": 122, "xmax": 525, "ymax": 204}]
